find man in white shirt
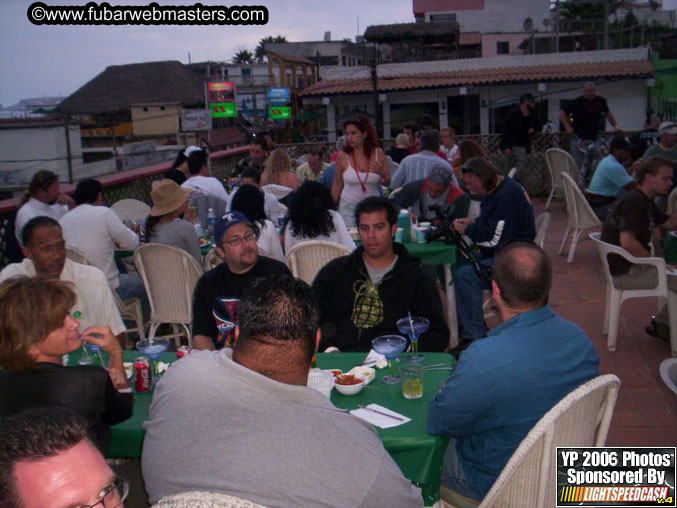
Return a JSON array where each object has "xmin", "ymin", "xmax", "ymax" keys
[
  {"xmin": 59, "ymin": 179, "xmax": 148, "ymax": 311},
  {"xmin": 0, "ymin": 216, "xmax": 126, "ymax": 340},
  {"xmin": 181, "ymin": 149, "xmax": 229, "ymax": 202},
  {"xmin": 229, "ymin": 167, "xmax": 283, "ymax": 223},
  {"xmin": 14, "ymin": 170, "xmax": 75, "ymax": 245},
  {"xmin": 391, "ymin": 130, "xmax": 458, "ymax": 189}
]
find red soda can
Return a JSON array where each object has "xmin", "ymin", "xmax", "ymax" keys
[
  {"xmin": 133, "ymin": 357, "xmax": 151, "ymax": 392},
  {"xmin": 176, "ymin": 346, "xmax": 191, "ymax": 359}
]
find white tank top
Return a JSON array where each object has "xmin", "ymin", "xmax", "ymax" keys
[{"xmin": 340, "ymin": 164, "xmax": 381, "ymax": 205}]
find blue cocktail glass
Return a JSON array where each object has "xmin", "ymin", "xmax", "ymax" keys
[
  {"xmin": 396, "ymin": 316, "xmax": 430, "ymax": 363},
  {"xmin": 136, "ymin": 338, "xmax": 169, "ymax": 382},
  {"xmin": 371, "ymin": 335, "xmax": 408, "ymax": 385}
]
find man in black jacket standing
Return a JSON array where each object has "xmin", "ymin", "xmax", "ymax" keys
[
  {"xmin": 312, "ymin": 197, "xmax": 449, "ymax": 352},
  {"xmin": 500, "ymin": 93, "xmax": 538, "ymax": 179}
]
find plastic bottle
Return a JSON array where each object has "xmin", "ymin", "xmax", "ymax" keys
[
  {"xmin": 397, "ymin": 210, "xmax": 411, "ymax": 243},
  {"xmin": 207, "ymin": 208, "xmax": 216, "ymax": 241}
]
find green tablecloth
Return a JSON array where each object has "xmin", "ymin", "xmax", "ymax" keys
[
  {"xmin": 357, "ymin": 240, "xmax": 456, "ymax": 267},
  {"xmin": 80, "ymin": 350, "xmax": 454, "ymax": 506},
  {"xmin": 318, "ymin": 352, "xmax": 454, "ymax": 506}
]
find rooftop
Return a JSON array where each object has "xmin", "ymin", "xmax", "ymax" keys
[
  {"xmin": 300, "ymin": 58, "xmax": 653, "ymax": 96},
  {"xmin": 58, "ymin": 60, "xmax": 205, "ymax": 115}
]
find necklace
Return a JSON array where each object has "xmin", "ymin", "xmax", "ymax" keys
[{"xmin": 351, "ymin": 151, "xmax": 369, "ymax": 192}]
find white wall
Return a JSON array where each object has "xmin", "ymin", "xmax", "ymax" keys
[
  {"xmin": 451, "ymin": 0, "xmax": 551, "ymax": 33},
  {"xmin": 0, "ymin": 125, "xmax": 81, "ymax": 186},
  {"xmin": 313, "ymin": 77, "xmax": 648, "ymax": 137}
]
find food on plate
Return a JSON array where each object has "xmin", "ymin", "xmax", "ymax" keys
[
  {"xmin": 328, "ymin": 369, "xmax": 342, "ymax": 378},
  {"xmin": 335, "ymin": 373, "xmax": 363, "ymax": 386}
]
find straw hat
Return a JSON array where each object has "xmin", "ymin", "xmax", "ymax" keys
[{"xmin": 150, "ymin": 179, "xmax": 192, "ymax": 216}]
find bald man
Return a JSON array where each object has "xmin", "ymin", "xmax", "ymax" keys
[{"xmin": 428, "ymin": 243, "xmax": 599, "ymax": 501}]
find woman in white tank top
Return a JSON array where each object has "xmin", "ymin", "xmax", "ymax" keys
[{"xmin": 331, "ymin": 115, "xmax": 390, "ymax": 227}]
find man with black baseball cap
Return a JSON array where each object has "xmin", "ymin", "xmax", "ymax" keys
[
  {"xmin": 191, "ymin": 211, "xmax": 290, "ymax": 350},
  {"xmin": 585, "ymin": 136, "xmax": 636, "ymax": 221}
]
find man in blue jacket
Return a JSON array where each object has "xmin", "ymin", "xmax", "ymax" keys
[
  {"xmin": 452, "ymin": 157, "xmax": 535, "ymax": 344},
  {"xmin": 427, "ymin": 242, "xmax": 600, "ymax": 501}
]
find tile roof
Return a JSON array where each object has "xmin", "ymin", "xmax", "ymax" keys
[
  {"xmin": 299, "ymin": 59, "xmax": 653, "ymax": 96},
  {"xmin": 267, "ymin": 51, "xmax": 316, "ymax": 66}
]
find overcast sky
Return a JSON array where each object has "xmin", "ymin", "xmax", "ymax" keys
[
  {"xmin": 0, "ymin": 0, "xmax": 413, "ymax": 107},
  {"xmin": 1, "ymin": 0, "xmax": 675, "ymax": 107}
]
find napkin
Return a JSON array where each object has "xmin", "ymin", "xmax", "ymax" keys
[
  {"xmin": 350, "ymin": 404, "xmax": 411, "ymax": 429},
  {"xmin": 362, "ymin": 349, "xmax": 387, "ymax": 368}
]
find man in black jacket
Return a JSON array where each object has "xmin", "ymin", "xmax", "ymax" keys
[
  {"xmin": 312, "ymin": 197, "xmax": 449, "ymax": 352},
  {"xmin": 500, "ymin": 93, "xmax": 538, "ymax": 179}
]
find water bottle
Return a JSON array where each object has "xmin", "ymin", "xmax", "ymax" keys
[{"xmin": 207, "ymin": 208, "xmax": 216, "ymax": 242}]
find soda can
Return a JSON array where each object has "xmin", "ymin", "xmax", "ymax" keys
[
  {"xmin": 176, "ymin": 346, "xmax": 191, "ymax": 359},
  {"xmin": 133, "ymin": 357, "xmax": 151, "ymax": 392}
]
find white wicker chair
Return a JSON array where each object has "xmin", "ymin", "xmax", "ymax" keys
[
  {"xmin": 559, "ymin": 172, "xmax": 601, "ymax": 263},
  {"xmin": 133, "ymin": 244, "xmax": 203, "ymax": 347},
  {"xmin": 544, "ymin": 148, "xmax": 580, "ymax": 210},
  {"xmin": 65, "ymin": 248, "xmax": 146, "ymax": 342},
  {"xmin": 284, "ymin": 240, "xmax": 352, "ymax": 285},
  {"xmin": 534, "ymin": 212, "xmax": 551, "ymax": 249},
  {"xmin": 589, "ymin": 232, "xmax": 677, "ymax": 355},
  {"xmin": 442, "ymin": 374, "xmax": 621, "ymax": 508},
  {"xmin": 111, "ymin": 199, "xmax": 151, "ymax": 225}
]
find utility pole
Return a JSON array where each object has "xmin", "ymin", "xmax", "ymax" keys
[{"xmin": 371, "ymin": 64, "xmax": 381, "ymax": 138}]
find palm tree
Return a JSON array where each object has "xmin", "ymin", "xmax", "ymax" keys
[
  {"xmin": 232, "ymin": 49, "xmax": 254, "ymax": 64},
  {"xmin": 255, "ymin": 35, "xmax": 287, "ymax": 63}
]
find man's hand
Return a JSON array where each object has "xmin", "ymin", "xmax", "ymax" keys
[
  {"xmin": 57, "ymin": 194, "xmax": 76, "ymax": 209},
  {"xmin": 613, "ymin": 125, "xmax": 624, "ymax": 134},
  {"xmin": 193, "ymin": 334, "xmax": 216, "ymax": 351},
  {"xmin": 184, "ymin": 206, "xmax": 197, "ymax": 224},
  {"xmin": 453, "ymin": 218, "xmax": 474, "ymax": 235}
]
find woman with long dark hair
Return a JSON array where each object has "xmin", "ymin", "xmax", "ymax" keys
[
  {"xmin": 283, "ymin": 181, "xmax": 355, "ymax": 252},
  {"xmin": 331, "ymin": 114, "xmax": 390, "ymax": 227},
  {"xmin": 230, "ymin": 184, "xmax": 284, "ymax": 262}
]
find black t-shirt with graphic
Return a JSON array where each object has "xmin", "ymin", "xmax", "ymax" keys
[{"xmin": 191, "ymin": 256, "xmax": 291, "ymax": 348}]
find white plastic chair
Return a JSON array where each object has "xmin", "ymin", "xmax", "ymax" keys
[
  {"xmin": 534, "ymin": 212, "xmax": 551, "ymax": 249},
  {"xmin": 589, "ymin": 232, "xmax": 677, "ymax": 355},
  {"xmin": 284, "ymin": 240, "xmax": 352, "ymax": 285},
  {"xmin": 133, "ymin": 244, "xmax": 203, "ymax": 347},
  {"xmin": 442, "ymin": 374, "xmax": 620, "ymax": 508},
  {"xmin": 111, "ymin": 199, "xmax": 151, "ymax": 225},
  {"xmin": 659, "ymin": 358, "xmax": 677, "ymax": 395},
  {"xmin": 65, "ymin": 248, "xmax": 146, "ymax": 342},
  {"xmin": 559, "ymin": 172, "xmax": 601, "ymax": 263},
  {"xmin": 544, "ymin": 148, "xmax": 580, "ymax": 210}
]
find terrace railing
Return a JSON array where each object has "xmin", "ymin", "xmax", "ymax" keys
[{"xmin": 0, "ymin": 132, "xmax": 622, "ymax": 269}]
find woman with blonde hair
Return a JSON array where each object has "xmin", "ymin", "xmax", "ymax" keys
[
  {"xmin": 0, "ymin": 276, "xmax": 133, "ymax": 454},
  {"xmin": 262, "ymin": 148, "xmax": 300, "ymax": 190}
]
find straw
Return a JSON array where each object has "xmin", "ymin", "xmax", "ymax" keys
[{"xmin": 408, "ymin": 311, "xmax": 415, "ymax": 336}]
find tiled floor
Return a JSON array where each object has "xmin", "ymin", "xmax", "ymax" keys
[{"xmin": 529, "ymin": 196, "xmax": 677, "ymax": 446}]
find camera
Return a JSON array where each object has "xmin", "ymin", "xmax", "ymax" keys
[{"xmin": 424, "ymin": 204, "xmax": 459, "ymax": 244}]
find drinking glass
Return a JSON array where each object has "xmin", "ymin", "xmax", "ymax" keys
[
  {"xmin": 396, "ymin": 316, "xmax": 429, "ymax": 363},
  {"xmin": 371, "ymin": 335, "xmax": 408, "ymax": 385}
]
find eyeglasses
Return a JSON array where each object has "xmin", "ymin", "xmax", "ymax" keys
[
  {"xmin": 80, "ymin": 477, "xmax": 129, "ymax": 508},
  {"xmin": 222, "ymin": 232, "xmax": 256, "ymax": 247}
]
